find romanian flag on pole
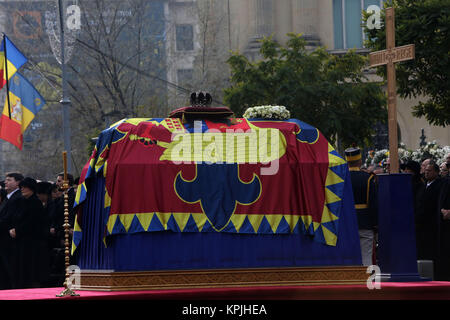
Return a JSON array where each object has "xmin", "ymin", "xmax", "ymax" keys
[
  {"xmin": 0, "ymin": 34, "xmax": 27, "ymax": 90},
  {"xmin": 0, "ymin": 72, "xmax": 46, "ymax": 149}
]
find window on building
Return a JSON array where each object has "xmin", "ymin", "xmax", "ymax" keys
[
  {"xmin": 176, "ymin": 24, "xmax": 194, "ymax": 51},
  {"xmin": 333, "ymin": 0, "xmax": 385, "ymax": 50},
  {"xmin": 177, "ymin": 68, "xmax": 193, "ymax": 86}
]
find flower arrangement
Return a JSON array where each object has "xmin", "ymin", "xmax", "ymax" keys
[
  {"xmin": 365, "ymin": 149, "xmax": 390, "ymax": 167},
  {"xmin": 365, "ymin": 141, "xmax": 450, "ymax": 167},
  {"xmin": 415, "ymin": 141, "xmax": 450, "ymax": 164},
  {"xmin": 243, "ymin": 105, "xmax": 291, "ymax": 120}
]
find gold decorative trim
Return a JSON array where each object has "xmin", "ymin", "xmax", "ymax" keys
[{"xmin": 77, "ymin": 266, "xmax": 368, "ymax": 291}]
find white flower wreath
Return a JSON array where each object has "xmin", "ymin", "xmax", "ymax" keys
[
  {"xmin": 365, "ymin": 141, "xmax": 450, "ymax": 166},
  {"xmin": 243, "ymin": 105, "xmax": 291, "ymax": 120}
]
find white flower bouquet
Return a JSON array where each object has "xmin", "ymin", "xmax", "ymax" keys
[
  {"xmin": 365, "ymin": 141, "xmax": 450, "ymax": 166},
  {"xmin": 243, "ymin": 105, "xmax": 291, "ymax": 120}
]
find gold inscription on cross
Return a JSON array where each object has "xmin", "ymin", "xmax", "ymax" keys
[{"xmin": 369, "ymin": 7, "xmax": 415, "ymax": 174}]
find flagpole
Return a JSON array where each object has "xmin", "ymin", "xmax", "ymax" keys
[
  {"xmin": 2, "ymin": 34, "xmax": 12, "ymax": 120},
  {"xmin": 58, "ymin": 0, "xmax": 72, "ymax": 174}
]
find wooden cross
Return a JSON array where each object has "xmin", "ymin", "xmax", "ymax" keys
[{"xmin": 369, "ymin": 7, "xmax": 415, "ymax": 174}]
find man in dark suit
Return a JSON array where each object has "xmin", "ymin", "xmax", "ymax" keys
[
  {"xmin": 0, "ymin": 172, "xmax": 24, "ymax": 289},
  {"xmin": 416, "ymin": 162, "xmax": 442, "ymax": 271},
  {"xmin": 437, "ymin": 174, "xmax": 450, "ymax": 280},
  {"xmin": 345, "ymin": 147, "xmax": 378, "ymax": 266}
]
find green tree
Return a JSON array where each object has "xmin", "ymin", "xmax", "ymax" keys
[
  {"xmin": 363, "ymin": 0, "xmax": 450, "ymax": 126},
  {"xmin": 224, "ymin": 33, "xmax": 387, "ymax": 147}
]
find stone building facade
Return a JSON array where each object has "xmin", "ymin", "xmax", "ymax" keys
[{"xmin": 224, "ymin": 0, "xmax": 448, "ymax": 149}]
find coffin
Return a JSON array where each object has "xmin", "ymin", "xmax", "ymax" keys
[{"xmin": 71, "ymin": 107, "xmax": 366, "ymax": 290}]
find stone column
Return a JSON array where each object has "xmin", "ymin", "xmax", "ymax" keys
[
  {"xmin": 292, "ymin": 0, "xmax": 321, "ymax": 50},
  {"xmin": 245, "ymin": 0, "xmax": 273, "ymax": 60},
  {"xmin": 255, "ymin": 0, "xmax": 273, "ymax": 38}
]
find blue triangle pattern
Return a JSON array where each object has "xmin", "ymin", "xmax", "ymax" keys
[
  {"xmin": 291, "ymin": 218, "xmax": 302, "ymax": 235},
  {"xmin": 275, "ymin": 216, "xmax": 290, "ymax": 234},
  {"xmin": 147, "ymin": 214, "xmax": 165, "ymax": 232},
  {"xmin": 329, "ymin": 150, "xmax": 343, "ymax": 158},
  {"xmin": 222, "ymin": 220, "xmax": 237, "ymax": 233},
  {"xmin": 326, "ymin": 182, "xmax": 345, "ymax": 199},
  {"xmin": 257, "ymin": 216, "xmax": 274, "ymax": 234},
  {"xmin": 327, "ymin": 201, "xmax": 342, "ymax": 216},
  {"xmin": 183, "ymin": 214, "xmax": 200, "ymax": 233},
  {"xmin": 201, "ymin": 219, "xmax": 215, "ymax": 233},
  {"xmin": 322, "ymin": 220, "xmax": 339, "ymax": 236},
  {"xmin": 167, "ymin": 215, "xmax": 181, "ymax": 232},
  {"xmin": 111, "ymin": 217, "xmax": 126, "ymax": 234},
  {"xmin": 329, "ymin": 163, "xmax": 347, "ymax": 178},
  {"xmin": 239, "ymin": 216, "xmax": 255, "ymax": 233},
  {"xmin": 304, "ymin": 220, "xmax": 315, "ymax": 236},
  {"xmin": 128, "ymin": 215, "xmax": 145, "ymax": 233},
  {"xmin": 103, "ymin": 207, "xmax": 111, "ymax": 230},
  {"xmin": 313, "ymin": 225, "xmax": 326, "ymax": 245},
  {"xmin": 72, "ymin": 231, "xmax": 82, "ymax": 248}
]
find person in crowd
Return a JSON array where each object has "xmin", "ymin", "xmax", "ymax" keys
[
  {"xmin": 0, "ymin": 172, "xmax": 24, "ymax": 289},
  {"xmin": 437, "ymin": 171, "xmax": 450, "ymax": 280},
  {"xmin": 420, "ymin": 158, "xmax": 432, "ymax": 178},
  {"xmin": 36, "ymin": 181, "xmax": 65, "ymax": 287},
  {"xmin": 345, "ymin": 147, "xmax": 378, "ymax": 266},
  {"xmin": 51, "ymin": 183, "xmax": 62, "ymax": 201},
  {"xmin": 439, "ymin": 162, "xmax": 449, "ymax": 178},
  {"xmin": 372, "ymin": 165, "xmax": 384, "ymax": 176},
  {"xmin": 0, "ymin": 189, "xmax": 7, "ymax": 203},
  {"xmin": 9, "ymin": 177, "xmax": 50, "ymax": 288},
  {"xmin": 50, "ymin": 182, "xmax": 65, "ymax": 246},
  {"xmin": 0, "ymin": 187, "xmax": 8, "ymax": 289},
  {"xmin": 36, "ymin": 182, "xmax": 59, "ymax": 247},
  {"xmin": 0, "ymin": 186, "xmax": 9, "ymax": 213},
  {"xmin": 56, "ymin": 173, "xmax": 75, "ymax": 217},
  {"xmin": 403, "ymin": 160, "xmax": 425, "ymax": 227},
  {"xmin": 416, "ymin": 161, "xmax": 442, "ymax": 277}
]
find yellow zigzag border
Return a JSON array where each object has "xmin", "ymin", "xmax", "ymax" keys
[
  {"xmin": 318, "ymin": 143, "xmax": 347, "ymax": 246},
  {"xmin": 106, "ymin": 212, "xmax": 304, "ymax": 235}
]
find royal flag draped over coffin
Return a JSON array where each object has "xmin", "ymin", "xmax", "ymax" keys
[{"xmin": 72, "ymin": 114, "xmax": 350, "ymax": 254}]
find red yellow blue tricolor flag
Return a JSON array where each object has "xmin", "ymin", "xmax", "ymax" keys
[
  {"xmin": 0, "ymin": 72, "xmax": 46, "ymax": 149},
  {"xmin": 0, "ymin": 34, "xmax": 27, "ymax": 91}
]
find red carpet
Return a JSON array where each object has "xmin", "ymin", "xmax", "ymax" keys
[{"xmin": 1, "ymin": 282, "xmax": 450, "ymax": 300}]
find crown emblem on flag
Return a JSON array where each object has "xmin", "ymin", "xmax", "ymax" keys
[{"xmin": 11, "ymin": 100, "xmax": 22, "ymax": 122}]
